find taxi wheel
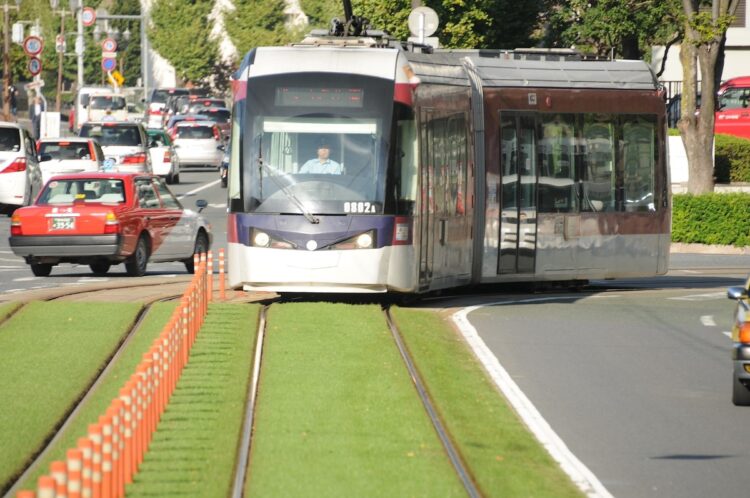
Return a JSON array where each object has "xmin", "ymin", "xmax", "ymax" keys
[
  {"xmin": 125, "ymin": 236, "xmax": 150, "ymax": 277},
  {"xmin": 90, "ymin": 262, "xmax": 111, "ymax": 275},
  {"xmin": 733, "ymin": 375, "xmax": 750, "ymax": 406},
  {"xmin": 30, "ymin": 263, "xmax": 52, "ymax": 277},
  {"xmin": 184, "ymin": 232, "xmax": 209, "ymax": 274}
]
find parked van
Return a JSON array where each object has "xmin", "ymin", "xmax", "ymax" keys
[
  {"xmin": 715, "ymin": 76, "xmax": 750, "ymax": 140},
  {"xmin": 86, "ymin": 92, "xmax": 128, "ymax": 123}
]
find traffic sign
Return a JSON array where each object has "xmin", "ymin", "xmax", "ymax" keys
[
  {"xmin": 23, "ymin": 36, "xmax": 44, "ymax": 57},
  {"xmin": 101, "ymin": 51, "xmax": 117, "ymax": 59},
  {"xmin": 111, "ymin": 70, "xmax": 125, "ymax": 86},
  {"xmin": 28, "ymin": 57, "xmax": 42, "ymax": 76},
  {"xmin": 101, "ymin": 38, "xmax": 117, "ymax": 53},
  {"xmin": 81, "ymin": 7, "xmax": 96, "ymax": 27},
  {"xmin": 101, "ymin": 58, "xmax": 117, "ymax": 72},
  {"xmin": 55, "ymin": 34, "xmax": 66, "ymax": 53}
]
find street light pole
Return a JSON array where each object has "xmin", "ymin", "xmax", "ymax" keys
[
  {"xmin": 2, "ymin": 0, "xmax": 21, "ymax": 121},
  {"xmin": 51, "ymin": 0, "xmax": 71, "ymax": 112}
]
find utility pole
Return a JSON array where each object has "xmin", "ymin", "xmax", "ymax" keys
[{"xmin": 2, "ymin": 0, "xmax": 21, "ymax": 121}]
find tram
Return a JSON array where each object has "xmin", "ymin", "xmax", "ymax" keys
[{"xmin": 225, "ymin": 24, "xmax": 669, "ymax": 294}]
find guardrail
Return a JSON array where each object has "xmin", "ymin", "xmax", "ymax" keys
[{"xmin": 15, "ymin": 250, "xmax": 225, "ymax": 498}]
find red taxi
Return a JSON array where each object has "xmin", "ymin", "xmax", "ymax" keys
[{"xmin": 9, "ymin": 172, "xmax": 211, "ymax": 277}]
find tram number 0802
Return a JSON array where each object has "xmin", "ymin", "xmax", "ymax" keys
[{"xmin": 344, "ymin": 201, "xmax": 376, "ymax": 214}]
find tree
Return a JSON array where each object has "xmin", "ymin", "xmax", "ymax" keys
[
  {"xmin": 543, "ymin": 0, "xmax": 682, "ymax": 60},
  {"xmin": 148, "ymin": 0, "xmax": 220, "ymax": 87},
  {"xmin": 678, "ymin": 0, "xmax": 740, "ymax": 193},
  {"xmin": 225, "ymin": 0, "xmax": 302, "ymax": 58}
]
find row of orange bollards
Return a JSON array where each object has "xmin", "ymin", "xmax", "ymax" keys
[{"xmin": 16, "ymin": 249, "xmax": 228, "ymax": 498}]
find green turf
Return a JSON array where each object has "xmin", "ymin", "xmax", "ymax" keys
[
  {"xmin": 13, "ymin": 301, "xmax": 179, "ymax": 492},
  {"xmin": 0, "ymin": 302, "xmax": 142, "ymax": 492},
  {"xmin": 0, "ymin": 302, "xmax": 21, "ymax": 324},
  {"xmin": 245, "ymin": 303, "xmax": 465, "ymax": 498},
  {"xmin": 126, "ymin": 303, "xmax": 259, "ymax": 498},
  {"xmin": 391, "ymin": 307, "xmax": 584, "ymax": 498}
]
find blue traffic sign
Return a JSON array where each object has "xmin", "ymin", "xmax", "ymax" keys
[{"xmin": 101, "ymin": 58, "xmax": 117, "ymax": 72}]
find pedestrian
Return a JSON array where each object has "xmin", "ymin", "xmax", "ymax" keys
[
  {"xmin": 9, "ymin": 84, "xmax": 18, "ymax": 118},
  {"xmin": 29, "ymin": 94, "xmax": 45, "ymax": 140}
]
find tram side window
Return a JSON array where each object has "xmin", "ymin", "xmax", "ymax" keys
[
  {"xmin": 538, "ymin": 114, "xmax": 576, "ymax": 213},
  {"xmin": 396, "ymin": 117, "xmax": 418, "ymax": 207},
  {"xmin": 582, "ymin": 115, "xmax": 616, "ymax": 212},
  {"xmin": 621, "ymin": 116, "xmax": 656, "ymax": 211}
]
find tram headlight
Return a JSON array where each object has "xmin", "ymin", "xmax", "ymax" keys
[
  {"xmin": 253, "ymin": 230, "xmax": 270, "ymax": 247},
  {"xmin": 331, "ymin": 230, "xmax": 376, "ymax": 250}
]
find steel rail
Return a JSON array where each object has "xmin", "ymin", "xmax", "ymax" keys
[
  {"xmin": 384, "ymin": 307, "xmax": 482, "ymax": 498},
  {"xmin": 230, "ymin": 305, "xmax": 268, "ymax": 498}
]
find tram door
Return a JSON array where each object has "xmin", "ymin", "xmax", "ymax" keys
[
  {"xmin": 498, "ymin": 113, "xmax": 537, "ymax": 274},
  {"xmin": 419, "ymin": 109, "xmax": 436, "ymax": 288}
]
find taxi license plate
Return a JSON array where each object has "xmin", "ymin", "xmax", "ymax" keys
[{"xmin": 50, "ymin": 217, "xmax": 75, "ymax": 230}]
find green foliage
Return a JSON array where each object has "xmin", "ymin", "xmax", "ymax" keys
[
  {"xmin": 148, "ymin": 0, "xmax": 220, "ymax": 86},
  {"xmin": 714, "ymin": 134, "xmax": 750, "ymax": 183},
  {"xmin": 672, "ymin": 193, "xmax": 750, "ymax": 246},
  {"xmin": 299, "ymin": 0, "xmax": 343, "ymax": 29},
  {"xmin": 350, "ymin": 0, "xmax": 543, "ymax": 49},
  {"xmin": 225, "ymin": 0, "xmax": 302, "ymax": 57},
  {"xmin": 544, "ymin": 0, "xmax": 682, "ymax": 59}
]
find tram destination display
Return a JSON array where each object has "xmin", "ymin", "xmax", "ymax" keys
[{"xmin": 275, "ymin": 87, "xmax": 364, "ymax": 108}]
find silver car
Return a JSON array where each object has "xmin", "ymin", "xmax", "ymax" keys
[
  {"xmin": 172, "ymin": 120, "xmax": 225, "ymax": 169},
  {"xmin": 79, "ymin": 121, "xmax": 153, "ymax": 174}
]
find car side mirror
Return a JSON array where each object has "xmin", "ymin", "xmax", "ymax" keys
[
  {"xmin": 728, "ymin": 286, "xmax": 748, "ymax": 300},
  {"xmin": 150, "ymin": 140, "xmax": 159, "ymax": 148},
  {"xmin": 40, "ymin": 154, "xmax": 52, "ymax": 162},
  {"xmin": 195, "ymin": 199, "xmax": 208, "ymax": 212},
  {"xmin": 217, "ymin": 144, "xmax": 225, "ymax": 151}
]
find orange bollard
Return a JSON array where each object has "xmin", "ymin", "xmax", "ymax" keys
[
  {"xmin": 219, "ymin": 248, "xmax": 226, "ymax": 300},
  {"xmin": 37, "ymin": 475, "xmax": 56, "ymax": 498},
  {"xmin": 118, "ymin": 385, "xmax": 134, "ymax": 485},
  {"xmin": 15, "ymin": 491, "xmax": 35, "ymax": 498},
  {"xmin": 207, "ymin": 249, "xmax": 213, "ymax": 302},
  {"xmin": 99, "ymin": 414, "xmax": 113, "ymax": 498},
  {"xmin": 88, "ymin": 423, "xmax": 103, "ymax": 498},
  {"xmin": 51, "ymin": 460, "xmax": 67, "ymax": 498},
  {"xmin": 66, "ymin": 449, "xmax": 83, "ymax": 498},
  {"xmin": 108, "ymin": 401, "xmax": 124, "ymax": 498},
  {"xmin": 78, "ymin": 437, "xmax": 93, "ymax": 498}
]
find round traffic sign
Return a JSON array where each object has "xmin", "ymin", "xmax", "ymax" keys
[
  {"xmin": 101, "ymin": 37, "xmax": 117, "ymax": 52},
  {"xmin": 102, "ymin": 57, "xmax": 117, "ymax": 72},
  {"xmin": 81, "ymin": 7, "xmax": 96, "ymax": 27},
  {"xmin": 23, "ymin": 36, "xmax": 44, "ymax": 56},
  {"xmin": 28, "ymin": 57, "xmax": 42, "ymax": 76}
]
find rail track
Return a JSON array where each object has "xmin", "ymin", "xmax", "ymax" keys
[{"xmin": 229, "ymin": 302, "xmax": 482, "ymax": 498}]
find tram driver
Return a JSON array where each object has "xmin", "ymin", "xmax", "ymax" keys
[{"xmin": 299, "ymin": 140, "xmax": 343, "ymax": 174}]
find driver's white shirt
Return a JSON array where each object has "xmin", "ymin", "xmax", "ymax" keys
[{"xmin": 299, "ymin": 158, "xmax": 342, "ymax": 174}]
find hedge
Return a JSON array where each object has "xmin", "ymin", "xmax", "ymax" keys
[
  {"xmin": 715, "ymin": 134, "xmax": 750, "ymax": 183},
  {"xmin": 672, "ymin": 192, "xmax": 750, "ymax": 246}
]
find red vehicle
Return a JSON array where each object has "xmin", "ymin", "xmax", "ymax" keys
[
  {"xmin": 9, "ymin": 172, "xmax": 211, "ymax": 277},
  {"xmin": 715, "ymin": 76, "xmax": 750, "ymax": 140}
]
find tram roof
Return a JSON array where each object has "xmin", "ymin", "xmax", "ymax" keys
[{"xmin": 403, "ymin": 49, "xmax": 658, "ymax": 91}]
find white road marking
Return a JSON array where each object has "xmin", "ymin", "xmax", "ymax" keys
[
  {"xmin": 453, "ymin": 297, "xmax": 613, "ymax": 498},
  {"xmin": 209, "ymin": 203, "xmax": 227, "ymax": 209},
  {"xmin": 724, "ymin": 331, "xmax": 733, "ymax": 339},
  {"xmin": 670, "ymin": 292, "xmax": 726, "ymax": 301},
  {"xmin": 700, "ymin": 315, "xmax": 716, "ymax": 327},
  {"xmin": 13, "ymin": 277, "xmax": 39, "ymax": 282},
  {"xmin": 176, "ymin": 179, "xmax": 221, "ymax": 200}
]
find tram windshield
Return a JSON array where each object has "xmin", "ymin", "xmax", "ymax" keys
[{"xmin": 242, "ymin": 74, "xmax": 395, "ymax": 217}]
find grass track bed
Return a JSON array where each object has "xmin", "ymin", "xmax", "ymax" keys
[
  {"xmin": 391, "ymin": 307, "xmax": 584, "ymax": 498},
  {"xmin": 246, "ymin": 303, "xmax": 465, "ymax": 498},
  {"xmin": 0, "ymin": 302, "xmax": 142, "ymax": 492},
  {"xmin": 14, "ymin": 302, "xmax": 180, "ymax": 491},
  {"xmin": 126, "ymin": 303, "xmax": 259, "ymax": 498}
]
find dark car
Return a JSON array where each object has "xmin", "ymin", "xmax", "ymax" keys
[{"xmin": 727, "ymin": 281, "xmax": 750, "ymax": 405}]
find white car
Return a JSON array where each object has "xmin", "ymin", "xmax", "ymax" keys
[
  {"xmin": 0, "ymin": 122, "xmax": 43, "ymax": 215},
  {"xmin": 37, "ymin": 137, "xmax": 105, "ymax": 184},
  {"xmin": 146, "ymin": 129, "xmax": 180, "ymax": 184},
  {"xmin": 172, "ymin": 120, "xmax": 225, "ymax": 169},
  {"xmin": 79, "ymin": 121, "xmax": 153, "ymax": 174}
]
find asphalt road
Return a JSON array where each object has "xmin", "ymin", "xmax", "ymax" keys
[{"xmin": 453, "ymin": 266, "xmax": 750, "ymax": 498}]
